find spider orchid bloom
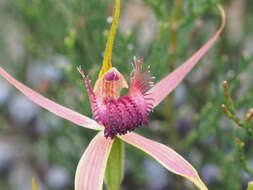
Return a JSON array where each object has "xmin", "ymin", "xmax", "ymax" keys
[
  {"xmin": 77, "ymin": 57, "xmax": 153, "ymax": 139},
  {"xmin": 0, "ymin": 0, "xmax": 225, "ymax": 189}
]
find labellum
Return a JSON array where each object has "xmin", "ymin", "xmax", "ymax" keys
[{"xmin": 78, "ymin": 57, "xmax": 154, "ymax": 138}]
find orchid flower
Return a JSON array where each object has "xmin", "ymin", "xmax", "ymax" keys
[{"xmin": 0, "ymin": 0, "xmax": 226, "ymax": 189}]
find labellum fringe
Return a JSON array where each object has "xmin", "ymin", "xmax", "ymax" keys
[{"xmin": 78, "ymin": 57, "xmax": 154, "ymax": 138}]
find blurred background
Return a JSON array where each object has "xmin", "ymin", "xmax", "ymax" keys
[{"xmin": 0, "ymin": 0, "xmax": 253, "ymax": 189}]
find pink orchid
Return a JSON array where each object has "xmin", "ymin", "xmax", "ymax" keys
[{"xmin": 0, "ymin": 0, "xmax": 225, "ymax": 189}]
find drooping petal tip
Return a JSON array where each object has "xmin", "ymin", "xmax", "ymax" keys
[{"xmin": 120, "ymin": 133, "xmax": 208, "ymax": 190}]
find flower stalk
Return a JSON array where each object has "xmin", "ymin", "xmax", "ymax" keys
[
  {"xmin": 105, "ymin": 138, "xmax": 125, "ymax": 190},
  {"xmin": 98, "ymin": 0, "xmax": 120, "ymax": 78}
]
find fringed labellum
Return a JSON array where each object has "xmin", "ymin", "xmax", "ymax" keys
[{"xmin": 78, "ymin": 57, "xmax": 154, "ymax": 138}]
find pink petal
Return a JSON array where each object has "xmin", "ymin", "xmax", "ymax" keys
[
  {"xmin": 120, "ymin": 133, "xmax": 208, "ymax": 190},
  {"xmin": 75, "ymin": 132, "xmax": 113, "ymax": 190},
  {"xmin": 0, "ymin": 67, "xmax": 102, "ymax": 130},
  {"xmin": 148, "ymin": 6, "xmax": 226, "ymax": 107}
]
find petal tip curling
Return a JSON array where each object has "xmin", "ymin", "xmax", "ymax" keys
[{"xmin": 148, "ymin": 5, "xmax": 226, "ymax": 107}]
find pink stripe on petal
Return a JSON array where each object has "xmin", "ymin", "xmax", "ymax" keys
[
  {"xmin": 75, "ymin": 132, "xmax": 113, "ymax": 190},
  {"xmin": 120, "ymin": 133, "xmax": 208, "ymax": 190},
  {"xmin": 0, "ymin": 67, "xmax": 102, "ymax": 130},
  {"xmin": 148, "ymin": 6, "xmax": 226, "ymax": 107}
]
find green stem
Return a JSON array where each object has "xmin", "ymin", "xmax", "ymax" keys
[
  {"xmin": 235, "ymin": 139, "xmax": 253, "ymax": 177},
  {"xmin": 105, "ymin": 138, "xmax": 125, "ymax": 190}
]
